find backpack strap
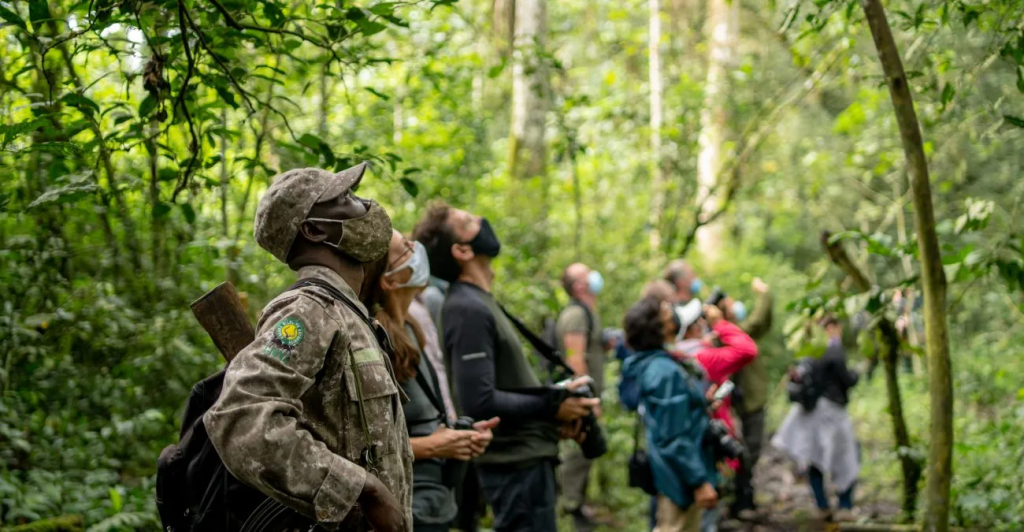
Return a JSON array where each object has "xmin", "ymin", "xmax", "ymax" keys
[
  {"xmin": 569, "ymin": 299, "xmax": 595, "ymax": 351},
  {"xmin": 632, "ymin": 411, "xmax": 644, "ymax": 454},
  {"xmin": 289, "ymin": 277, "xmax": 394, "ymax": 473}
]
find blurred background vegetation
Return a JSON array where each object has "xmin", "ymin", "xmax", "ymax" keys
[{"xmin": 1, "ymin": 0, "xmax": 1023, "ymax": 529}]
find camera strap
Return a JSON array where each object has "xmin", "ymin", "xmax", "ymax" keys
[
  {"xmin": 498, "ymin": 305, "xmax": 575, "ymax": 378},
  {"xmin": 414, "ymin": 356, "xmax": 448, "ymax": 426}
]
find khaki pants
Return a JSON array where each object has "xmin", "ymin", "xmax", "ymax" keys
[
  {"xmin": 653, "ymin": 495, "xmax": 702, "ymax": 532},
  {"xmin": 557, "ymin": 445, "xmax": 592, "ymax": 511}
]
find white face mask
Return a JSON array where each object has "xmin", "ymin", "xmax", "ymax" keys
[{"xmin": 386, "ymin": 240, "xmax": 430, "ymax": 289}]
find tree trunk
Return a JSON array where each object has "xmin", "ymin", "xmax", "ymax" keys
[
  {"xmin": 508, "ymin": 0, "xmax": 549, "ymax": 182},
  {"xmin": 492, "ymin": 0, "xmax": 516, "ymax": 59},
  {"xmin": 694, "ymin": 0, "xmax": 738, "ymax": 265},
  {"xmin": 147, "ymin": 116, "xmax": 164, "ymax": 276},
  {"xmin": 648, "ymin": 0, "xmax": 664, "ymax": 250},
  {"xmin": 859, "ymin": 1, "xmax": 953, "ymax": 530}
]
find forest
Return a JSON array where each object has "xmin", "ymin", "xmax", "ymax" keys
[{"xmin": 1, "ymin": 0, "xmax": 1023, "ymax": 530}]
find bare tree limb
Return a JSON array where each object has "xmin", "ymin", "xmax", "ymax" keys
[{"xmin": 172, "ymin": 0, "xmax": 202, "ymax": 201}]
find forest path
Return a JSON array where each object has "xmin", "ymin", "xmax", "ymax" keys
[{"xmin": 718, "ymin": 443, "xmax": 903, "ymax": 532}]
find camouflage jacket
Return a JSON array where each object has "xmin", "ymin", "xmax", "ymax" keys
[{"xmin": 204, "ymin": 265, "xmax": 413, "ymax": 530}]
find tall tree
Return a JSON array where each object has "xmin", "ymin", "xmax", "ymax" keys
[
  {"xmin": 859, "ymin": 1, "xmax": 954, "ymax": 530},
  {"xmin": 648, "ymin": 0, "xmax": 665, "ymax": 250},
  {"xmin": 508, "ymin": 0, "xmax": 549, "ymax": 181},
  {"xmin": 694, "ymin": 0, "xmax": 738, "ymax": 264}
]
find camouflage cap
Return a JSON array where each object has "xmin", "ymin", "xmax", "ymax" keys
[{"xmin": 254, "ymin": 162, "xmax": 368, "ymax": 263}]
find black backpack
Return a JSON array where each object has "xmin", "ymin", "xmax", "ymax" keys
[
  {"xmin": 156, "ymin": 370, "xmax": 271, "ymax": 531},
  {"xmin": 156, "ymin": 278, "xmax": 394, "ymax": 532},
  {"xmin": 787, "ymin": 358, "xmax": 824, "ymax": 412}
]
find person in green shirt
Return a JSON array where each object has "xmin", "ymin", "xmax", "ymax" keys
[
  {"xmin": 555, "ymin": 263, "xmax": 608, "ymax": 531},
  {"xmin": 717, "ymin": 278, "xmax": 773, "ymax": 520}
]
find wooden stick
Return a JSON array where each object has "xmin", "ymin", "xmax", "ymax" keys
[{"xmin": 190, "ymin": 282, "xmax": 255, "ymax": 362}]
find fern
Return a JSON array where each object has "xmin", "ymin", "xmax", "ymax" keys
[{"xmin": 84, "ymin": 512, "xmax": 156, "ymax": 532}]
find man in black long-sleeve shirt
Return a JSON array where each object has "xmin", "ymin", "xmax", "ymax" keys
[{"xmin": 413, "ymin": 204, "xmax": 598, "ymax": 532}]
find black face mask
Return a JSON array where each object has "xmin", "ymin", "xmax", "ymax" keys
[{"xmin": 466, "ymin": 218, "xmax": 501, "ymax": 258}]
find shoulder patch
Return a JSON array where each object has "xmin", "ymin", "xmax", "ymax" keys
[{"xmin": 275, "ymin": 317, "xmax": 306, "ymax": 347}]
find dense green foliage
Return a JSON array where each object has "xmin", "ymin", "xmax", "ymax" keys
[{"xmin": 2, "ymin": 0, "xmax": 1023, "ymax": 529}]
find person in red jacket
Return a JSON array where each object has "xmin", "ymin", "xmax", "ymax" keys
[
  {"xmin": 669, "ymin": 298, "xmax": 758, "ymax": 532},
  {"xmin": 671, "ymin": 298, "xmax": 758, "ymax": 433}
]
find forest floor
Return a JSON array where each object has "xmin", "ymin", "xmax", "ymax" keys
[{"xmin": 717, "ymin": 443, "xmax": 902, "ymax": 532}]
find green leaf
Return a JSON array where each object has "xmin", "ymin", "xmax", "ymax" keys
[
  {"xmin": 61, "ymin": 93, "xmax": 101, "ymax": 118},
  {"xmin": 180, "ymin": 203, "xmax": 196, "ymax": 224},
  {"xmin": 213, "ymin": 85, "xmax": 239, "ymax": 109},
  {"xmin": 27, "ymin": 0, "xmax": 50, "ymax": 28},
  {"xmin": 262, "ymin": 2, "xmax": 285, "ymax": 27},
  {"xmin": 139, "ymin": 95, "xmax": 158, "ymax": 119},
  {"xmin": 827, "ymin": 230, "xmax": 861, "ymax": 245},
  {"xmin": 488, "ymin": 61, "xmax": 507, "ymax": 79},
  {"xmin": 399, "ymin": 177, "xmax": 419, "ymax": 197},
  {"xmin": 297, "ymin": 133, "xmax": 324, "ymax": 150},
  {"xmin": 940, "ymin": 83, "xmax": 955, "ymax": 108},
  {"xmin": 109, "ymin": 488, "xmax": 123, "ymax": 513},
  {"xmin": 370, "ymin": 3, "xmax": 398, "ymax": 16},
  {"xmin": 1, "ymin": 117, "xmax": 50, "ymax": 148},
  {"xmin": 204, "ymin": 154, "xmax": 223, "ymax": 169},
  {"xmin": 20, "ymin": 142, "xmax": 82, "ymax": 155},
  {"xmin": 356, "ymin": 19, "xmax": 387, "ymax": 36},
  {"xmin": 364, "ymin": 87, "xmax": 390, "ymax": 101},
  {"xmin": 157, "ymin": 168, "xmax": 178, "ymax": 182},
  {"xmin": 153, "ymin": 203, "xmax": 172, "ymax": 219},
  {"xmin": 0, "ymin": 4, "xmax": 27, "ymax": 30},
  {"xmin": 1004, "ymin": 115, "xmax": 1024, "ymax": 129},
  {"xmin": 26, "ymin": 183, "xmax": 99, "ymax": 210}
]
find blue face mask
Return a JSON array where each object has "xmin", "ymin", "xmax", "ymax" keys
[
  {"xmin": 690, "ymin": 278, "xmax": 703, "ymax": 295},
  {"xmin": 732, "ymin": 301, "xmax": 748, "ymax": 322},
  {"xmin": 587, "ymin": 270, "xmax": 604, "ymax": 295}
]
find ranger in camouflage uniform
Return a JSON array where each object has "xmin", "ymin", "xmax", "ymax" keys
[{"xmin": 205, "ymin": 163, "xmax": 413, "ymax": 532}]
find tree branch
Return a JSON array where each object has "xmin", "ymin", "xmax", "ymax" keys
[
  {"xmin": 172, "ymin": 0, "xmax": 201, "ymax": 201},
  {"xmin": 181, "ymin": 6, "xmax": 257, "ymax": 113},
  {"xmin": 205, "ymin": 0, "xmax": 346, "ymax": 66}
]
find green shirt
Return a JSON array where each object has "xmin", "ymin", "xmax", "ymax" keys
[{"xmin": 734, "ymin": 291, "xmax": 773, "ymax": 414}]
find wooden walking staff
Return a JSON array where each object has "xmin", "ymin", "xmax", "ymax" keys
[{"xmin": 190, "ymin": 281, "xmax": 255, "ymax": 362}]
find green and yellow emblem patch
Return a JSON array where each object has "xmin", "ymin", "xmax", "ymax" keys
[{"xmin": 274, "ymin": 317, "xmax": 305, "ymax": 347}]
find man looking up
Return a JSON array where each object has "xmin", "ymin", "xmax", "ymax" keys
[
  {"xmin": 413, "ymin": 204, "xmax": 598, "ymax": 532},
  {"xmin": 205, "ymin": 163, "xmax": 412, "ymax": 531},
  {"xmin": 719, "ymin": 278, "xmax": 773, "ymax": 520},
  {"xmin": 664, "ymin": 259, "xmax": 703, "ymax": 305},
  {"xmin": 556, "ymin": 263, "xmax": 607, "ymax": 531}
]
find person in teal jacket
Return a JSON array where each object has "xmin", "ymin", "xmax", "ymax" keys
[{"xmin": 622, "ymin": 297, "xmax": 720, "ymax": 532}]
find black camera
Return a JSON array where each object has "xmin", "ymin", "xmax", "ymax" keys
[
  {"xmin": 554, "ymin": 377, "xmax": 608, "ymax": 460},
  {"xmin": 705, "ymin": 287, "xmax": 727, "ymax": 307},
  {"xmin": 452, "ymin": 416, "xmax": 475, "ymax": 431},
  {"xmin": 704, "ymin": 419, "xmax": 744, "ymax": 461}
]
